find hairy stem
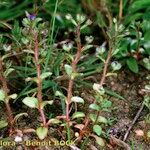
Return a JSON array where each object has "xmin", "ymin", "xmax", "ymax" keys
[
  {"xmin": 66, "ymin": 25, "xmax": 82, "ymax": 121},
  {"xmin": 94, "ymin": 41, "xmax": 113, "ymax": 124},
  {"xmin": 33, "ymin": 33, "xmax": 46, "ymax": 126},
  {"xmin": 0, "ymin": 58, "xmax": 14, "ymax": 132}
]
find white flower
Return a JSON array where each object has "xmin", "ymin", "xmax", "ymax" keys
[
  {"xmin": 3, "ymin": 44, "xmax": 11, "ymax": 51},
  {"xmin": 93, "ymin": 83, "xmax": 105, "ymax": 95},
  {"xmin": 111, "ymin": 61, "xmax": 122, "ymax": 71},
  {"xmin": 96, "ymin": 46, "xmax": 106, "ymax": 55},
  {"xmin": 85, "ymin": 19, "xmax": 92, "ymax": 25},
  {"xmin": 113, "ymin": 18, "xmax": 117, "ymax": 23},
  {"xmin": 62, "ymin": 43, "xmax": 73, "ymax": 51},
  {"xmin": 65, "ymin": 14, "xmax": 72, "ymax": 20},
  {"xmin": 85, "ymin": 36, "xmax": 94, "ymax": 43},
  {"xmin": 76, "ymin": 14, "xmax": 86, "ymax": 23},
  {"xmin": 139, "ymin": 48, "xmax": 145, "ymax": 53},
  {"xmin": 14, "ymin": 136, "xmax": 22, "ymax": 142}
]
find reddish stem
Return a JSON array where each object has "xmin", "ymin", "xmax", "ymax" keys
[
  {"xmin": 33, "ymin": 33, "xmax": 46, "ymax": 126},
  {"xmin": 0, "ymin": 58, "xmax": 14, "ymax": 132},
  {"xmin": 66, "ymin": 25, "xmax": 82, "ymax": 121}
]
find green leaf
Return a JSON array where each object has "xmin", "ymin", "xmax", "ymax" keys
[
  {"xmin": 89, "ymin": 103, "xmax": 100, "ymax": 111},
  {"xmin": 64, "ymin": 64, "xmax": 73, "ymax": 76},
  {"xmin": 98, "ymin": 116, "xmax": 108, "ymax": 124},
  {"xmin": 41, "ymin": 100, "xmax": 53, "ymax": 109},
  {"xmin": 36, "ymin": 126, "xmax": 48, "ymax": 140},
  {"xmin": 0, "ymin": 120, "xmax": 8, "ymax": 129},
  {"xmin": 126, "ymin": 57, "xmax": 139, "ymax": 73},
  {"xmin": 0, "ymin": 89, "xmax": 5, "ymax": 102},
  {"xmin": 55, "ymin": 91, "xmax": 65, "ymax": 97},
  {"xmin": 93, "ymin": 125, "xmax": 102, "ymax": 136},
  {"xmin": 92, "ymin": 135, "xmax": 105, "ymax": 147},
  {"xmin": 4, "ymin": 68, "xmax": 15, "ymax": 77},
  {"xmin": 147, "ymin": 131, "xmax": 150, "ymax": 138},
  {"xmin": 105, "ymin": 88, "xmax": 124, "ymax": 100},
  {"xmin": 71, "ymin": 96, "xmax": 84, "ymax": 104},
  {"xmin": 47, "ymin": 118, "xmax": 61, "ymax": 125},
  {"xmin": 72, "ymin": 112, "xmax": 85, "ymax": 119},
  {"xmin": 9, "ymin": 93, "xmax": 17, "ymax": 99},
  {"xmin": 89, "ymin": 113, "xmax": 97, "ymax": 122},
  {"xmin": 14, "ymin": 113, "xmax": 28, "ymax": 123},
  {"xmin": 101, "ymin": 99, "xmax": 112, "ymax": 108},
  {"xmin": 40, "ymin": 72, "xmax": 52, "ymax": 80},
  {"xmin": 22, "ymin": 97, "xmax": 38, "ymax": 108},
  {"xmin": 89, "ymin": 114, "xmax": 107, "ymax": 124}
]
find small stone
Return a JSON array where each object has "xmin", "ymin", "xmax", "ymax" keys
[{"xmin": 135, "ymin": 129, "xmax": 144, "ymax": 137}]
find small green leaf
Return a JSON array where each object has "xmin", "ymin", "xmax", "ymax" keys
[
  {"xmin": 93, "ymin": 125, "xmax": 102, "ymax": 136},
  {"xmin": 0, "ymin": 89, "xmax": 5, "ymax": 101},
  {"xmin": 14, "ymin": 113, "xmax": 28, "ymax": 123},
  {"xmin": 64, "ymin": 64, "xmax": 73, "ymax": 76},
  {"xmin": 40, "ymin": 72, "xmax": 52, "ymax": 80},
  {"xmin": 105, "ymin": 88, "xmax": 124, "ymax": 100},
  {"xmin": 89, "ymin": 113, "xmax": 97, "ymax": 122},
  {"xmin": 4, "ymin": 68, "xmax": 14, "ymax": 77},
  {"xmin": 36, "ymin": 126, "xmax": 48, "ymax": 140},
  {"xmin": 55, "ymin": 91, "xmax": 65, "ymax": 98},
  {"xmin": 98, "ymin": 116, "xmax": 108, "ymax": 124},
  {"xmin": 101, "ymin": 99, "xmax": 112, "ymax": 108},
  {"xmin": 147, "ymin": 131, "xmax": 150, "ymax": 138},
  {"xmin": 72, "ymin": 112, "xmax": 85, "ymax": 119},
  {"xmin": 126, "ymin": 57, "xmax": 139, "ymax": 73},
  {"xmin": 0, "ymin": 120, "xmax": 8, "ymax": 129},
  {"xmin": 22, "ymin": 97, "xmax": 38, "ymax": 108},
  {"xmin": 47, "ymin": 118, "xmax": 61, "ymax": 125},
  {"xmin": 89, "ymin": 103, "xmax": 100, "ymax": 111},
  {"xmin": 71, "ymin": 96, "xmax": 84, "ymax": 104},
  {"xmin": 89, "ymin": 114, "xmax": 107, "ymax": 124},
  {"xmin": 41, "ymin": 100, "xmax": 53, "ymax": 109},
  {"xmin": 94, "ymin": 135, "xmax": 105, "ymax": 147},
  {"xmin": 9, "ymin": 93, "xmax": 17, "ymax": 99}
]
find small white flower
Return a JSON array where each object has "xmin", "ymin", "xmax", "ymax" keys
[
  {"xmin": 76, "ymin": 14, "xmax": 86, "ymax": 23},
  {"xmin": 93, "ymin": 83, "xmax": 105, "ymax": 95},
  {"xmin": 131, "ymin": 49, "xmax": 136, "ymax": 53},
  {"xmin": 85, "ymin": 19, "xmax": 92, "ymax": 25},
  {"xmin": 118, "ymin": 24, "xmax": 124, "ymax": 32},
  {"xmin": 62, "ymin": 43, "xmax": 73, "ymax": 52},
  {"xmin": 113, "ymin": 18, "xmax": 117, "ymax": 23},
  {"xmin": 14, "ymin": 136, "xmax": 22, "ymax": 142},
  {"xmin": 96, "ymin": 46, "xmax": 106, "ymax": 55},
  {"xmin": 85, "ymin": 36, "xmax": 94, "ymax": 43},
  {"xmin": 139, "ymin": 48, "xmax": 145, "ymax": 53},
  {"xmin": 65, "ymin": 14, "xmax": 72, "ymax": 20},
  {"xmin": 111, "ymin": 61, "xmax": 122, "ymax": 71},
  {"xmin": 3, "ymin": 44, "xmax": 11, "ymax": 51}
]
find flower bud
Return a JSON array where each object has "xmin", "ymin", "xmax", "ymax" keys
[{"xmin": 111, "ymin": 61, "xmax": 122, "ymax": 71}]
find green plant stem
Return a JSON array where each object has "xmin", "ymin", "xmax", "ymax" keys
[
  {"xmin": 66, "ymin": 122, "xmax": 71, "ymax": 143},
  {"xmin": 33, "ymin": 33, "xmax": 46, "ymax": 126},
  {"xmin": 44, "ymin": 0, "xmax": 58, "ymax": 72},
  {"xmin": 95, "ymin": 41, "xmax": 113, "ymax": 124},
  {"xmin": 0, "ymin": 58, "xmax": 14, "ymax": 133}
]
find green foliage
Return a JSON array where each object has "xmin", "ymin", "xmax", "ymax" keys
[{"xmin": 1, "ymin": 0, "xmax": 150, "ymax": 149}]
